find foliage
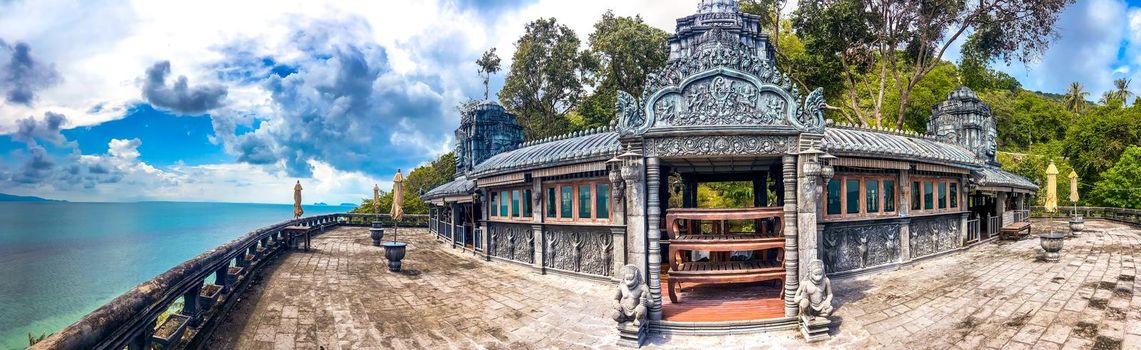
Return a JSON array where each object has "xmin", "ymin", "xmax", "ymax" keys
[
  {"xmin": 981, "ymin": 89, "xmax": 1069, "ymax": 150},
  {"xmin": 28, "ymin": 332, "xmax": 48, "ymax": 346},
  {"xmin": 1111, "ymin": 78, "xmax": 1134, "ymax": 106},
  {"xmin": 499, "ymin": 18, "xmax": 584, "ymax": 140},
  {"xmin": 1062, "ymin": 104, "xmax": 1141, "ymax": 186},
  {"xmin": 351, "ymin": 153, "xmax": 456, "ymax": 215},
  {"xmin": 1092, "ymin": 146, "xmax": 1141, "ymax": 209},
  {"xmin": 577, "ymin": 11, "xmax": 669, "ymax": 129},
  {"xmin": 476, "ymin": 48, "xmax": 501, "ymax": 100},
  {"xmin": 697, "ymin": 182, "xmax": 755, "ymax": 208},
  {"xmin": 997, "ymin": 141, "xmax": 1075, "ymax": 206},
  {"xmin": 1061, "ymin": 82, "xmax": 1088, "ymax": 115}
]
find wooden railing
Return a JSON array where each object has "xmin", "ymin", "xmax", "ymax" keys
[
  {"xmin": 31, "ymin": 212, "xmax": 427, "ymax": 350},
  {"xmin": 966, "ymin": 217, "xmax": 980, "ymax": 243},
  {"xmin": 1014, "ymin": 209, "xmax": 1030, "ymax": 223},
  {"xmin": 1030, "ymin": 206, "xmax": 1141, "ymax": 226}
]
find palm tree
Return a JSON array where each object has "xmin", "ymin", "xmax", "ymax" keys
[
  {"xmin": 1062, "ymin": 82, "xmax": 1088, "ymax": 114},
  {"xmin": 1114, "ymin": 78, "xmax": 1133, "ymax": 105},
  {"xmin": 1100, "ymin": 91, "xmax": 1116, "ymax": 105}
]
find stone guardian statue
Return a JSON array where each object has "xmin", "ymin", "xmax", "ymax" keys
[
  {"xmin": 612, "ymin": 265, "xmax": 650, "ymax": 326},
  {"xmin": 795, "ymin": 259, "xmax": 834, "ymax": 342}
]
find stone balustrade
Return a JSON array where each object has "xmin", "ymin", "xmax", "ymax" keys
[
  {"xmin": 1031, "ymin": 206, "xmax": 1141, "ymax": 226},
  {"xmin": 30, "ymin": 213, "xmax": 427, "ymax": 350}
]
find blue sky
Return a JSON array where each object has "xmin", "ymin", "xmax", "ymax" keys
[{"xmin": 0, "ymin": 0, "xmax": 1136, "ymax": 203}]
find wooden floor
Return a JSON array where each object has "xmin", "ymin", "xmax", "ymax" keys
[{"xmin": 660, "ymin": 276, "xmax": 785, "ymax": 322}]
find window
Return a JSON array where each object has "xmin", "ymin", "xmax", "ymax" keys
[
  {"xmin": 523, "ymin": 190, "xmax": 533, "ymax": 217},
  {"xmin": 511, "ymin": 190, "xmax": 520, "ymax": 216},
  {"xmin": 500, "ymin": 190, "xmax": 509, "ymax": 216},
  {"xmin": 546, "ymin": 188, "xmax": 556, "ymax": 218},
  {"xmin": 866, "ymin": 180, "xmax": 879, "ymax": 213},
  {"xmin": 923, "ymin": 182, "xmax": 934, "ymax": 210},
  {"xmin": 560, "ymin": 186, "xmax": 572, "ymax": 218},
  {"xmin": 825, "ymin": 174, "xmax": 899, "ymax": 219},
  {"xmin": 578, "ymin": 184, "xmax": 592, "ymax": 219},
  {"xmin": 949, "ymin": 183, "xmax": 958, "ymax": 208},
  {"xmin": 596, "ymin": 184, "xmax": 610, "ymax": 219},
  {"xmin": 884, "ymin": 180, "xmax": 895, "ymax": 212},
  {"xmin": 489, "ymin": 192, "xmax": 498, "ymax": 217},
  {"xmin": 844, "ymin": 181, "xmax": 858, "ymax": 214},
  {"xmin": 826, "ymin": 179, "xmax": 841, "ymax": 215},
  {"xmin": 937, "ymin": 182, "xmax": 947, "ymax": 209},
  {"xmin": 911, "ymin": 181, "xmax": 921, "ymax": 211}
]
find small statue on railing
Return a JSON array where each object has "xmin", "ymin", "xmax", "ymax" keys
[
  {"xmin": 613, "ymin": 264, "xmax": 650, "ymax": 347},
  {"xmin": 612, "ymin": 264, "xmax": 650, "ymax": 326},
  {"xmin": 795, "ymin": 259, "xmax": 834, "ymax": 342}
]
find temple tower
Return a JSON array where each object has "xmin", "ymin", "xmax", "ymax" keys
[
  {"xmin": 668, "ymin": 0, "xmax": 775, "ymax": 63},
  {"xmin": 928, "ymin": 86, "xmax": 999, "ymax": 166},
  {"xmin": 454, "ymin": 100, "xmax": 524, "ymax": 175}
]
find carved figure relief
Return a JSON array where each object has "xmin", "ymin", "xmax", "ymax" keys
[
  {"xmin": 644, "ymin": 135, "xmax": 791, "ymax": 157},
  {"xmin": 544, "ymin": 225, "xmax": 613, "ymax": 277},
  {"xmin": 909, "ymin": 215, "xmax": 960, "ymax": 258},
  {"xmin": 821, "ymin": 222, "xmax": 900, "ymax": 273},
  {"xmin": 616, "ymin": 90, "xmax": 647, "ymax": 136},
  {"xmin": 489, "ymin": 223, "xmax": 533, "ymax": 264}
]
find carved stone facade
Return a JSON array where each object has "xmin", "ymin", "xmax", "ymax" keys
[
  {"xmin": 544, "ymin": 224, "xmax": 615, "ymax": 277},
  {"xmin": 455, "ymin": 101, "xmax": 524, "ymax": 175},
  {"xmin": 928, "ymin": 86, "xmax": 998, "ymax": 166},
  {"xmin": 643, "ymin": 135, "xmax": 793, "ymax": 158},
  {"xmin": 821, "ymin": 221, "xmax": 901, "ymax": 274},
  {"xmin": 487, "ymin": 222, "xmax": 534, "ymax": 264},
  {"xmin": 909, "ymin": 215, "xmax": 961, "ymax": 259}
]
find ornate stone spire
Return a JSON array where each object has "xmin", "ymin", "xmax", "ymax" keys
[
  {"xmin": 929, "ymin": 86, "xmax": 998, "ymax": 166},
  {"xmin": 697, "ymin": 0, "xmax": 739, "ymax": 14}
]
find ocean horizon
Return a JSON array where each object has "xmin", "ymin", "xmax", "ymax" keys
[{"xmin": 0, "ymin": 201, "xmax": 355, "ymax": 350}]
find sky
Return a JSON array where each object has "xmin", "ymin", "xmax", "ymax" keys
[{"xmin": 0, "ymin": 0, "xmax": 1136, "ymax": 204}]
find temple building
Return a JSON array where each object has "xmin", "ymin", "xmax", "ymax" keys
[{"xmin": 422, "ymin": 0, "xmax": 1036, "ymax": 335}]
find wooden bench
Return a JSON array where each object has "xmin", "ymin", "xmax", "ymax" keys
[
  {"xmin": 999, "ymin": 221, "xmax": 1031, "ymax": 240},
  {"xmin": 284, "ymin": 226, "xmax": 313, "ymax": 251},
  {"xmin": 665, "ymin": 207, "xmax": 787, "ymax": 304}
]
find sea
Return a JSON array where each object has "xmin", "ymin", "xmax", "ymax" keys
[{"xmin": 0, "ymin": 201, "xmax": 355, "ymax": 349}]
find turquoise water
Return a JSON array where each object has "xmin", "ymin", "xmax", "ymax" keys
[{"xmin": 0, "ymin": 201, "xmax": 353, "ymax": 350}]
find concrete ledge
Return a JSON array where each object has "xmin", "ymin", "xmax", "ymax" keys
[{"xmin": 651, "ymin": 316, "xmax": 798, "ymax": 335}]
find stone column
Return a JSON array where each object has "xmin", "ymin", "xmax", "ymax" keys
[
  {"xmin": 610, "ymin": 166, "xmax": 628, "ymax": 279},
  {"xmin": 959, "ymin": 174, "xmax": 969, "ymax": 246},
  {"xmin": 482, "ymin": 189, "xmax": 492, "ymax": 260},
  {"xmin": 622, "ymin": 156, "xmax": 647, "ymax": 285},
  {"xmin": 451, "ymin": 202, "xmax": 460, "ymax": 249},
  {"xmin": 183, "ymin": 284, "xmax": 202, "ymax": 326},
  {"xmin": 532, "ymin": 178, "xmax": 545, "ymax": 273},
  {"xmin": 645, "ymin": 156, "xmax": 664, "ymax": 321},
  {"xmin": 782, "ymin": 153, "xmax": 800, "ymax": 317},
  {"xmin": 899, "ymin": 168, "xmax": 911, "ymax": 262}
]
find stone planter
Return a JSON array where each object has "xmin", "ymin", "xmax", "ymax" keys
[
  {"xmin": 198, "ymin": 284, "xmax": 222, "ymax": 310},
  {"xmin": 1069, "ymin": 217, "xmax": 1084, "ymax": 233},
  {"xmin": 369, "ymin": 228, "xmax": 385, "ymax": 246},
  {"xmin": 151, "ymin": 313, "xmax": 190, "ymax": 349},
  {"xmin": 383, "ymin": 242, "xmax": 407, "ymax": 272},
  {"xmin": 1039, "ymin": 232, "xmax": 1065, "ymax": 262},
  {"xmin": 226, "ymin": 266, "xmax": 244, "ymax": 288}
]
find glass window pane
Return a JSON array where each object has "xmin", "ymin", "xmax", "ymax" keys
[
  {"xmin": 578, "ymin": 184, "xmax": 592, "ymax": 218},
  {"xmin": 511, "ymin": 190, "xmax": 520, "ymax": 216},
  {"xmin": 937, "ymin": 182, "xmax": 947, "ymax": 209},
  {"xmin": 500, "ymin": 191, "xmax": 509, "ymax": 216},
  {"xmin": 866, "ymin": 180, "xmax": 879, "ymax": 213},
  {"xmin": 596, "ymin": 184, "xmax": 610, "ymax": 219},
  {"xmin": 560, "ymin": 186, "xmax": 572, "ymax": 218},
  {"xmin": 884, "ymin": 180, "xmax": 895, "ymax": 212},
  {"xmin": 546, "ymin": 188, "xmax": 556, "ymax": 217},
  {"xmin": 826, "ymin": 179, "xmax": 841, "ymax": 215},
  {"xmin": 523, "ymin": 190, "xmax": 532, "ymax": 217},
  {"xmin": 846, "ymin": 179, "xmax": 860, "ymax": 214},
  {"xmin": 950, "ymin": 183, "xmax": 958, "ymax": 208},
  {"xmin": 911, "ymin": 182, "xmax": 921, "ymax": 210},
  {"xmin": 490, "ymin": 192, "xmax": 497, "ymax": 217},
  {"xmin": 924, "ymin": 182, "xmax": 934, "ymax": 210}
]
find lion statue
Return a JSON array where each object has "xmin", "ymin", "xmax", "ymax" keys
[{"xmin": 612, "ymin": 264, "xmax": 651, "ymax": 326}]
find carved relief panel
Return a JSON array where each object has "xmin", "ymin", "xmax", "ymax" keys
[
  {"xmin": 909, "ymin": 215, "xmax": 961, "ymax": 258},
  {"xmin": 544, "ymin": 224, "xmax": 614, "ymax": 277},
  {"xmin": 821, "ymin": 221, "xmax": 901, "ymax": 274},
  {"xmin": 488, "ymin": 222, "xmax": 534, "ymax": 264}
]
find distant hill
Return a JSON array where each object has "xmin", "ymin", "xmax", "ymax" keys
[{"xmin": 0, "ymin": 193, "xmax": 64, "ymax": 202}]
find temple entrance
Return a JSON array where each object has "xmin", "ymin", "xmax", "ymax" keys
[
  {"xmin": 969, "ymin": 193, "xmax": 998, "ymax": 239},
  {"xmin": 657, "ymin": 159, "xmax": 787, "ymax": 322}
]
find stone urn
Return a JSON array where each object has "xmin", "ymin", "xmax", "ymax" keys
[
  {"xmin": 1069, "ymin": 217, "xmax": 1084, "ymax": 233},
  {"xmin": 1039, "ymin": 232, "xmax": 1065, "ymax": 262},
  {"xmin": 383, "ymin": 242, "xmax": 407, "ymax": 272},
  {"xmin": 369, "ymin": 227, "xmax": 385, "ymax": 246}
]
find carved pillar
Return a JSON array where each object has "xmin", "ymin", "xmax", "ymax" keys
[
  {"xmin": 899, "ymin": 168, "xmax": 911, "ymax": 262},
  {"xmin": 782, "ymin": 153, "xmax": 799, "ymax": 317},
  {"xmin": 645, "ymin": 156, "xmax": 664, "ymax": 321},
  {"xmin": 622, "ymin": 153, "xmax": 646, "ymax": 286},
  {"xmin": 610, "ymin": 166, "xmax": 628, "ymax": 279},
  {"xmin": 959, "ymin": 174, "xmax": 969, "ymax": 246},
  {"xmin": 532, "ymin": 176, "xmax": 545, "ymax": 273},
  {"xmin": 451, "ymin": 202, "xmax": 460, "ymax": 249},
  {"xmin": 481, "ymin": 189, "xmax": 492, "ymax": 260}
]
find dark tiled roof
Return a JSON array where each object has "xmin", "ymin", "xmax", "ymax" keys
[
  {"xmin": 823, "ymin": 125, "xmax": 981, "ymax": 167},
  {"xmin": 469, "ymin": 127, "xmax": 620, "ymax": 177},
  {"xmin": 975, "ymin": 166, "xmax": 1038, "ymax": 190},
  {"xmin": 421, "ymin": 176, "xmax": 475, "ymax": 200}
]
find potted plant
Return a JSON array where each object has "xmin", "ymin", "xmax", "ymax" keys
[
  {"xmin": 151, "ymin": 313, "xmax": 190, "ymax": 349},
  {"xmin": 1039, "ymin": 232, "xmax": 1065, "ymax": 262},
  {"xmin": 198, "ymin": 284, "xmax": 222, "ymax": 310}
]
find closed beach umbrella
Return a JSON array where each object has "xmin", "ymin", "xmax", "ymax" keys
[
  {"xmin": 293, "ymin": 180, "xmax": 304, "ymax": 218},
  {"xmin": 1068, "ymin": 170, "xmax": 1079, "ymax": 203},
  {"xmin": 1045, "ymin": 161, "xmax": 1058, "ymax": 213},
  {"xmin": 391, "ymin": 170, "xmax": 404, "ymax": 221},
  {"xmin": 373, "ymin": 184, "xmax": 381, "ymax": 214}
]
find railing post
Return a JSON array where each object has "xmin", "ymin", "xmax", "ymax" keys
[
  {"xmin": 214, "ymin": 266, "xmax": 230, "ymax": 294},
  {"xmin": 183, "ymin": 284, "xmax": 202, "ymax": 327},
  {"xmin": 125, "ymin": 317, "xmax": 156, "ymax": 350}
]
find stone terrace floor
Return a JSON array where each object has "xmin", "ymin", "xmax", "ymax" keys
[{"xmin": 207, "ymin": 219, "xmax": 1141, "ymax": 349}]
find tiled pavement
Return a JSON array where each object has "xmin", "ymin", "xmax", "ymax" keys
[{"xmin": 207, "ymin": 219, "xmax": 1141, "ymax": 349}]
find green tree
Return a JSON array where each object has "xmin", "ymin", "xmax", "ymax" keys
[
  {"xmin": 577, "ymin": 11, "xmax": 669, "ymax": 128},
  {"xmin": 1113, "ymin": 78, "xmax": 1133, "ymax": 106},
  {"xmin": 476, "ymin": 48, "xmax": 501, "ymax": 100},
  {"xmin": 352, "ymin": 152, "xmax": 457, "ymax": 215},
  {"xmin": 997, "ymin": 141, "xmax": 1075, "ymax": 206},
  {"xmin": 1062, "ymin": 82, "xmax": 1088, "ymax": 115},
  {"xmin": 1092, "ymin": 145, "xmax": 1141, "ymax": 209},
  {"xmin": 1062, "ymin": 104, "xmax": 1141, "ymax": 186},
  {"xmin": 982, "ymin": 89, "xmax": 1069, "ymax": 149},
  {"xmin": 500, "ymin": 18, "xmax": 584, "ymax": 140}
]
